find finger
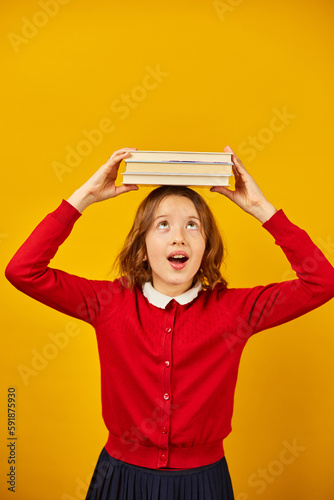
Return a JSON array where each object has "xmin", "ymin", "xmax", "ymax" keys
[
  {"xmin": 105, "ymin": 150, "xmax": 132, "ymax": 165},
  {"xmin": 210, "ymin": 186, "xmax": 234, "ymax": 201},
  {"xmin": 115, "ymin": 184, "xmax": 139, "ymax": 197},
  {"xmin": 112, "ymin": 147, "xmax": 138, "ymax": 155},
  {"xmin": 232, "ymin": 164, "xmax": 240, "ymax": 179},
  {"xmin": 107, "ymin": 148, "xmax": 138, "ymax": 162},
  {"xmin": 232, "ymin": 165, "xmax": 244, "ymax": 186},
  {"xmin": 224, "ymin": 145, "xmax": 248, "ymax": 174}
]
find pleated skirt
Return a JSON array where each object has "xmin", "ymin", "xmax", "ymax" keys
[{"xmin": 85, "ymin": 447, "xmax": 235, "ymax": 500}]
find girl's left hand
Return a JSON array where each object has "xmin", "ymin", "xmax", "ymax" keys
[{"xmin": 210, "ymin": 145, "xmax": 277, "ymax": 223}]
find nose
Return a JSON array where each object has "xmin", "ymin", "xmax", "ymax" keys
[
  {"xmin": 173, "ymin": 238, "xmax": 185, "ymax": 245},
  {"xmin": 171, "ymin": 227, "xmax": 186, "ymax": 245}
]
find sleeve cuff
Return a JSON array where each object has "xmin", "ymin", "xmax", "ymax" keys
[
  {"xmin": 50, "ymin": 199, "xmax": 82, "ymax": 227},
  {"xmin": 262, "ymin": 209, "xmax": 295, "ymax": 237}
]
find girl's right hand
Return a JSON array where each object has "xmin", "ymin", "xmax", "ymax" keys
[
  {"xmin": 66, "ymin": 148, "xmax": 139, "ymax": 213},
  {"xmin": 81, "ymin": 147, "xmax": 139, "ymax": 203}
]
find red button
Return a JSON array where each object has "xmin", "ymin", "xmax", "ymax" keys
[
  {"xmin": 161, "ymin": 427, "xmax": 168, "ymax": 434},
  {"xmin": 165, "ymin": 327, "xmax": 172, "ymax": 333},
  {"xmin": 163, "ymin": 393, "xmax": 170, "ymax": 400},
  {"xmin": 165, "ymin": 361, "xmax": 170, "ymax": 367},
  {"xmin": 160, "ymin": 454, "xmax": 167, "ymax": 462}
]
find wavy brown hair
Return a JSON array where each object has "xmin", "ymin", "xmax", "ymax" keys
[{"xmin": 109, "ymin": 186, "xmax": 228, "ymax": 292}]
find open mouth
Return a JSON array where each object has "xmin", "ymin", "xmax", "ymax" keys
[
  {"xmin": 167, "ymin": 255, "xmax": 189, "ymax": 270},
  {"xmin": 167, "ymin": 256, "xmax": 189, "ymax": 264}
]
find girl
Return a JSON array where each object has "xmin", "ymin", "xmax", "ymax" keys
[{"xmin": 5, "ymin": 146, "xmax": 334, "ymax": 500}]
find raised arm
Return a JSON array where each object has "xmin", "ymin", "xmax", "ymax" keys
[
  {"xmin": 210, "ymin": 145, "xmax": 277, "ymax": 223},
  {"xmin": 5, "ymin": 147, "xmax": 138, "ymax": 325},
  {"xmin": 211, "ymin": 146, "xmax": 334, "ymax": 344},
  {"xmin": 66, "ymin": 147, "xmax": 138, "ymax": 213}
]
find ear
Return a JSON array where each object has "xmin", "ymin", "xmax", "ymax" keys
[{"xmin": 143, "ymin": 255, "xmax": 147, "ymax": 262}]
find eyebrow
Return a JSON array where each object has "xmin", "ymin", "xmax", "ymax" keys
[{"xmin": 154, "ymin": 214, "xmax": 200, "ymax": 222}]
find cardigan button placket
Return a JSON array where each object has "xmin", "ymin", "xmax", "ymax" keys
[{"xmin": 157, "ymin": 299, "xmax": 177, "ymax": 468}]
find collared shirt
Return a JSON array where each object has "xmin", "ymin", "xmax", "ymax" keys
[
  {"xmin": 5, "ymin": 200, "xmax": 334, "ymax": 470},
  {"xmin": 142, "ymin": 280, "xmax": 203, "ymax": 309}
]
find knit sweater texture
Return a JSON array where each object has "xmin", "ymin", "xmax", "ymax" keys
[{"xmin": 5, "ymin": 200, "xmax": 334, "ymax": 469}]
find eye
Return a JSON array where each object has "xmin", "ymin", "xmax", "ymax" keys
[
  {"xmin": 157, "ymin": 221, "xmax": 169, "ymax": 228},
  {"xmin": 156, "ymin": 220, "xmax": 199, "ymax": 229}
]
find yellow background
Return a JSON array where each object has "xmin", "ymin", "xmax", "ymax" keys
[{"xmin": 1, "ymin": 0, "xmax": 334, "ymax": 498}]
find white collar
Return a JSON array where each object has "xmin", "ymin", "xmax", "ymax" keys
[{"xmin": 142, "ymin": 280, "xmax": 203, "ymax": 309}]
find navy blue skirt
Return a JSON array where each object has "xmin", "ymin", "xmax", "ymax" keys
[{"xmin": 85, "ymin": 447, "xmax": 235, "ymax": 500}]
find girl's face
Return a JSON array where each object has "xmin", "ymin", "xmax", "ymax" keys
[{"xmin": 144, "ymin": 195, "xmax": 206, "ymax": 297}]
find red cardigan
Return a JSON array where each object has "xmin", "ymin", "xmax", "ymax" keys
[{"xmin": 5, "ymin": 200, "xmax": 334, "ymax": 470}]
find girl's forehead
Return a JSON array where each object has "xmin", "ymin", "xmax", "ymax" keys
[{"xmin": 155, "ymin": 195, "xmax": 197, "ymax": 212}]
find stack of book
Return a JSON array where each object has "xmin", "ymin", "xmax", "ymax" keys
[{"xmin": 121, "ymin": 150, "xmax": 234, "ymax": 187}]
